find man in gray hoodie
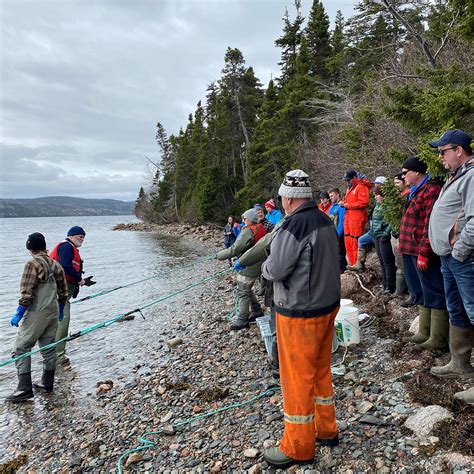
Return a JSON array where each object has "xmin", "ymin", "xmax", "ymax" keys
[{"xmin": 428, "ymin": 129, "xmax": 473, "ymax": 405}]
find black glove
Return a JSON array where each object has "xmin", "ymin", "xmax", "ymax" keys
[{"xmin": 84, "ymin": 276, "xmax": 97, "ymax": 287}]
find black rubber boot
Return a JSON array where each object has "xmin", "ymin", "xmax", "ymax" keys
[
  {"xmin": 401, "ymin": 293, "xmax": 416, "ymax": 308},
  {"xmin": 33, "ymin": 369, "xmax": 55, "ymax": 393},
  {"xmin": 6, "ymin": 372, "xmax": 34, "ymax": 403},
  {"xmin": 271, "ymin": 338, "xmax": 280, "ymax": 379},
  {"xmin": 317, "ymin": 434, "xmax": 339, "ymax": 446},
  {"xmin": 230, "ymin": 320, "xmax": 250, "ymax": 331},
  {"xmin": 394, "ymin": 273, "xmax": 408, "ymax": 296}
]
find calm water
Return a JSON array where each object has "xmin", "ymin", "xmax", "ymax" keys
[{"xmin": 0, "ymin": 215, "xmax": 215, "ymax": 453}]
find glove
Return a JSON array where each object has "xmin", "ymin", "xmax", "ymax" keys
[
  {"xmin": 83, "ymin": 276, "xmax": 96, "ymax": 287},
  {"xmin": 10, "ymin": 306, "xmax": 27, "ymax": 327},
  {"xmin": 417, "ymin": 255, "xmax": 429, "ymax": 271},
  {"xmin": 233, "ymin": 260, "xmax": 246, "ymax": 272},
  {"xmin": 59, "ymin": 303, "xmax": 65, "ymax": 321}
]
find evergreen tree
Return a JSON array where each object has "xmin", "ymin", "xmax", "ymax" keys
[
  {"xmin": 134, "ymin": 186, "xmax": 150, "ymax": 220},
  {"xmin": 305, "ymin": 0, "xmax": 332, "ymax": 80},
  {"xmin": 275, "ymin": 0, "xmax": 305, "ymax": 86},
  {"xmin": 327, "ymin": 10, "xmax": 347, "ymax": 83}
]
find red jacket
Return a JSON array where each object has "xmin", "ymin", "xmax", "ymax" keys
[
  {"xmin": 245, "ymin": 223, "xmax": 267, "ymax": 243},
  {"xmin": 318, "ymin": 202, "xmax": 331, "ymax": 214},
  {"xmin": 399, "ymin": 180, "xmax": 442, "ymax": 257},
  {"xmin": 50, "ymin": 240, "xmax": 82, "ymax": 283},
  {"xmin": 343, "ymin": 178, "xmax": 372, "ymax": 222}
]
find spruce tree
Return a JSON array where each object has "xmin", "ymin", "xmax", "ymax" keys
[
  {"xmin": 275, "ymin": 1, "xmax": 305, "ymax": 86},
  {"xmin": 305, "ymin": 0, "xmax": 332, "ymax": 80}
]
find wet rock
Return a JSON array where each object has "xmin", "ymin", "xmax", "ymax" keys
[
  {"xmin": 96, "ymin": 380, "xmax": 114, "ymax": 394},
  {"xmin": 166, "ymin": 338, "xmax": 184, "ymax": 348},
  {"xmin": 404, "ymin": 405, "xmax": 453, "ymax": 440},
  {"xmin": 125, "ymin": 452, "xmax": 142, "ymax": 466}
]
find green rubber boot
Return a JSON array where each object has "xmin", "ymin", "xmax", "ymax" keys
[
  {"xmin": 431, "ymin": 326, "xmax": 474, "ymax": 379},
  {"xmin": 454, "ymin": 387, "xmax": 474, "ymax": 405},
  {"xmin": 417, "ymin": 309, "xmax": 449, "ymax": 350},
  {"xmin": 348, "ymin": 248, "xmax": 367, "ymax": 272},
  {"xmin": 403, "ymin": 306, "xmax": 431, "ymax": 343}
]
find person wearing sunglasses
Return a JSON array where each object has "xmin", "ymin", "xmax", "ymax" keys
[
  {"xmin": 427, "ymin": 129, "xmax": 474, "ymax": 405},
  {"xmin": 399, "ymin": 157, "xmax": 448, "ymax": 351}
]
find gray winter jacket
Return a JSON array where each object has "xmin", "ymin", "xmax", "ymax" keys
[
  {"xmin": 262, "ymin": 200, "xmax": 341, "ymax": 317},
  {"xmin": 429, "ymin": 159, "xmax": 474, "ymax": 261}
]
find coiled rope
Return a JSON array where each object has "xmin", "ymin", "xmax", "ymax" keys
[{"xmin": 116, "ymin": 386, "xmax": 280, "ymax": 473}]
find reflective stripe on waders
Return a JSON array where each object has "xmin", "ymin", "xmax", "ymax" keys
[
  {"xmin": 314, "ymin": 395, "xmax": 334, "ymax": 406},
  {"xmin": 283, "ymin": 413, "xmax": 315, "ymax": 424}
]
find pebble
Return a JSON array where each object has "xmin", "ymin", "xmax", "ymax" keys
[
  {"xmin": 244, "ymin": 448, "xmax": 259, "ymax": 458},
  {"xmin": 166, "ymin": 338, "xmax": 184, "ymax": 348},
  {"xmin": 125, "ymin": 453, "xmax": 142, "ymax": 467},
  {"xmin": 1, "ymin": 244, "xmax": 463, "ymax": 473}
]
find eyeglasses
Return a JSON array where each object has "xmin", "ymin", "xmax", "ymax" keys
[
  {"xmin": 438, "ymin": 145, "xmax": 458, "ymax": 156},
  {"xmin": 401, "ymin": 170, "xmax": 410, "ymax": 177}
]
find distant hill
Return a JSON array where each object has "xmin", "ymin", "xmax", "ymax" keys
[{"xmin": 0, "ymin": 196, "xmax": 135, "ymax": 218}]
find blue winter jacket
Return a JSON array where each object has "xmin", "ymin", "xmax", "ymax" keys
[
  {"xmin": 329, "ymin": 203, "xmax": 345, "ymax": 238},
  {"xmin": 266, "ymin": 209, "xmax": 284, "ymax": 226}
]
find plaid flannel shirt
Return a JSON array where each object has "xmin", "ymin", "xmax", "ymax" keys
[
  {"xmin": 19, "ymin": 252, "xmax": 68, "ymax": 307},
  {"xmin": 399, "ymin": 181, "xmax": 442, "ymax": 257}
]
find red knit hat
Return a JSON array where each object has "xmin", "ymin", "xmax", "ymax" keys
[{"xmin": 265, "ymin": 199, "xmax": 276, "ymax": 210}]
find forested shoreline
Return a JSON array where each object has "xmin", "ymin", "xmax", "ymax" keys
[{"xmin": 135, "ymin": 0, "xmax": 473, "ymax": 224}]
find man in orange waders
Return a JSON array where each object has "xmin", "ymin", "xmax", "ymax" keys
[
  {"xmin": 341, "ymin": 170, "xmax": 372, "ymax": 267},
  {"xmin": 261, "ymin": 169, "xmax": 341, "ymax": 468}
]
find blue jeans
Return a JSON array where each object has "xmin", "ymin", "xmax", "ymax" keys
[
  {"xmin": 358, "ymin": 232, "xmax": 373, "ymax": 249},
  {"xmin": 403, "ymin": 254, "xmax": 446, "ymax": 310},
  {"xmin": 440, "ymin": 255, "xmax": 474, "ymax": 327}
]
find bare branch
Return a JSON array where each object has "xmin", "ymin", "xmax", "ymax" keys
[
  {"xmin": 144, "ymin": 155, "xmax": 160, "ymax": 169},
  {"xmin": 433, "ymin": 8, "xmax": 461, "ymax": 60},
  {"xmin": 378, "ymin": 73, "xmax": 427, "ymax": 81},
  {"xmin": 370, "ymin": 0, "xmax": 437, "ymax": 68}
]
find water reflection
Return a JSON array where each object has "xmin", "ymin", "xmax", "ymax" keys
[{"xmin": 0, "ymin": 216, "xmax": 215, "ymax": 460}]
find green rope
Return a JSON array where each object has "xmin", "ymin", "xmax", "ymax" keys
[
  {"xmin": 117, "ymin": 387, "xmax": 279, "ymax": 473},
  {"xmin": 0, "ymin": 268, "xmax": 231, "ymax": 368},
  {"xmin": 0, "ymin": 255, "xmax": 217, "ymax": 321},
  {"xmin": 71, "ymin": 255, "xmax": 216, "ymax": 305}
]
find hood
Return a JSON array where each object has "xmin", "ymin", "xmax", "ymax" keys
[{"xmin": 351, "ymin": 177, "xmax": 372, "ymax": 190}]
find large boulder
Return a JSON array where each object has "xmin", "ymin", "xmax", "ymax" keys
[{"xmin": 404, "ymin": 405, "xmax": 453, "ymax": 440}]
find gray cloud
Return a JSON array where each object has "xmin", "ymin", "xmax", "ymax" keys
[{"xmin": 1, "ymin": 0, "xmax": 355, "ymax": 200}]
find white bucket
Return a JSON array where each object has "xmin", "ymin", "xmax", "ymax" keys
[
  {"xmin": 335, "ymin": 306, "xmax": 360, "ymax": 346},
  {"xmin": 340, "ymin": 299, "xmax": 353, "ymax": 307}
]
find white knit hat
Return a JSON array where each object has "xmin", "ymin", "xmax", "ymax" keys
[{"xmin": 278, "ymin": 169, "xmax": 313, "ymax": 199}]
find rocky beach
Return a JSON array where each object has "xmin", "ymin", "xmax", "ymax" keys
[{"xmin": 1, "ymin": 223, "xmax": 473, "ymax": 473}]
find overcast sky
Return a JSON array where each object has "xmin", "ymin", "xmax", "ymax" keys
[{"xmin": 0, "ymin": 0, "xmax": 356, "ymax": 201}]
